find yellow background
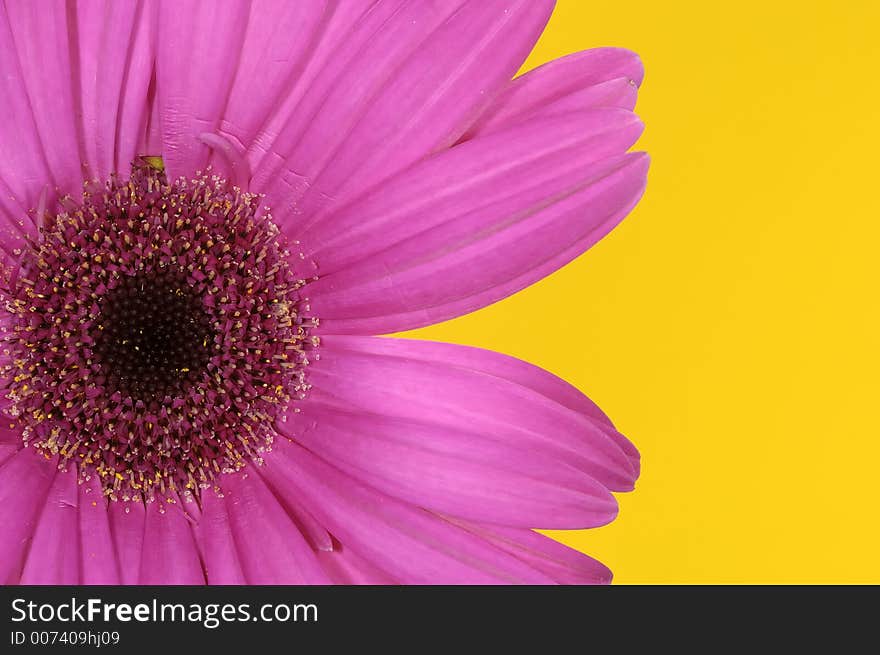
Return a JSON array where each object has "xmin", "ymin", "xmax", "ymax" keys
[{"xmin": 405, "ymin": 1, "xmax": 880, "ymax": 582}]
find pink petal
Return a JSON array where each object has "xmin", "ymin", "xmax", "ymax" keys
[
  {"xmin": 0, "ymin": 0, "xmax": 154, "ymax": 245},
  {"xmin": 249, "ymin": 0, "xmax": 462, "ymax": 213},
  {"xmin": 283, "ymin": 336, "xmax": 634, "ymax": 525},
  {"xmin": 333, "ymin": 335, "xmax": 639, "ymax": 475},
  {"xmin": 304, "ymin": 108, "xmax": 641, "ymax": 275},
  {"xmin": 284, "ymin": 405, "xmax": 618, "ymax": 529},
  {"xmin": 197, "ymin": 489, "xmax": 246, "ymax": 585},
  {"xmin": 305, "ymin": 114, "xmax": 649, "ymax": 334},
  {"xmin": 2, "ymin": 2, "xmax": 85, "ymax": 196},
  {"xmin": 20, "ymin": 466, "xmax": 80, "ymax": 584},
  {"xmin": 0, "ymin": 5, "xmax": 57, "ymax": 222},
  {"xmin": 318, "ymin": 541, "xmax": 399, "ymax": 585},
  {"xmin": 246, "ymin": 1, "xmax": 375, "ymax": 169},
  {"xmin": 254, "ymin": 0, "xmax": 554, "ymax": 232},
  {"xmin": 222, "ymin": 470, "xmax": 330, "ymax": 584},
  {"xmin": 0, "ymin": 449, "xmax": 56, "ymax": 584},
  {"xmin": 0, "ymin": 175, "xmax": 34, "ymax": 263},
  {"xmin": 109, "ymin": 499, "xmax": 145, "ymax": 585},
  {"xmin": 0, "ymin": 420, "xmax": 23, "ymax": 443},
  {"xmin": 139, "ymin": 495, "xmax": 205, "ymax": 584},
  {"xmin": 155, "ymin": 0, "xmax": 250, "ymax": 179},
  {"xmin": 74, "ymin": 0, "xmax": 156, "ymax": 179},
  {"xmin": 216, "ymin": 0, "xmax": 327, "ymax": 154},
  {"xmin": 261, "ymin": 440, "xmax": 559, "ymax": 584},
  {"xmin": 308, "ymin": 336, "xmax": 636, "ymax": 483},
  {"xmin": 79, "ymin": 474, "xmax": 120, "ymax": 585},
  {"xmin": 279, "ymin": 494, "xmax": 334, "ymax": 553},
  {"xmin": 464, "ymin": 48, "xmax": 644, "ymax": 139},
  {"xmin": 451, "ymin": 521, "xmax": 613, "ymax": 584},
  {"xmin": 0, "ymin": 444, "xmax": 18, "ymax": 467}
]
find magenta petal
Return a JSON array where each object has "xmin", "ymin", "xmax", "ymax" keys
[
  {"xmin": 0, "ymin": 5, "xmax": 57, "ymax": 223},
  {"xmin": 282, "ymin": 336, "xmax": 634, "ymax": 525},
  {"xmin": 74, "ymin": 0, "xmax": 156, "ymax": 179},
  {"xmin": 285, "ymin": 406, "xmax": 618, "ymax": 529},
  {"xmin": 0, "ymin": 0, "xmax": 154, "ymax": 234},
  {"xmin": 78, "ymin": 475, "xmax": 120, "ymax": 585},
  {"xmin": 318, "ymin": 542, "xmax": 399, "ymax": 585},
  {"xmin": 217, "ymin": 0, "xmax": 326, "ymax": 153},
  {"xmin": 197, "ymin": 490, "xmax": 246, "ymax": 585},
  {"xmin": 20, "ymin": 466, "xmax": 80, "ymax": 584},
  {"xmin": 276, "ymin": 494, "xmax": 334, "ymax": 553},
  {"xmin": 2, "ymin": 2, "xmax": 85, "ymax": 197},
  {"xmin": 116, "ymin": 12, "xmax": 157, "ymax": 174},
  {"xmin": 139, "ymin": 496, "xmax": 204, "ymax": 584},
  {"xmin": 222, "ymin": 471, "xmax": 330, "ymax": 584},
  {"xmin": 495, "ymin": 76, "xmax": 640, "ymax": 124},
  {"xmin": 109, "ymin": 500, "xmax": 145, "ymax": 585},
  {"xmin": 452, "ymin": 521, "xmax": 613, "ymax": 585},
  {"xmin": 249, "ymin": 0, "xmax": 461, "ymax": 218},
  {"xmin": 305, "ymin": 115, "xmax": 649, "ymax": 333},
  {"xmin": 262, "ymin": 440, "xmax": 560, "ymax": 584},
  {"xmin": 0, "ymin": 176, "xmax": 34, "ymax": 265},
  {"xmin": 156, "ymin": 0, "xmax": 250, "ymax": 179},
  {"xmin": 0, "ymin": 420, "xmax": 22, "ymax": 443},
  {"xmin": 304, "ymin": 108, "xmax": 642, "ymax": 275},
  {"xmin": 0, "ymin": 444, "xmax": 18, "ymax": 467},
  {"xmin": 254, "ymin": 0, "xmax": 554, "ymax": 232},
  {"xmin": 340, "ymin": 336, "xmax": 639, "ymax": 476},
  {"xmin": 465, "ymin": 48, "xmax": 644, "ymax": 139},
  {"xmin": 0, "ymin": 449, "xmax": 56, "ymax": 583},
  {"xmin": 246, "ymin": 1, "xmax": 374, "ymax": 168}
]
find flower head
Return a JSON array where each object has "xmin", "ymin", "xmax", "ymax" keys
[{"xmin": 0, "ymin": 0, "xmax": 647, "ymax": 585}]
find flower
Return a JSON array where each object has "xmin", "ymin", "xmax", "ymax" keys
[{"xmin": 0, "ymin": 0, "xmax": 648, "ymax": 585}]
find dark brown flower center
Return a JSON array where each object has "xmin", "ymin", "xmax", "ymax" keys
[{"xmin": 92, "ymin": 269, "xmax": 214, "ymax": 402}]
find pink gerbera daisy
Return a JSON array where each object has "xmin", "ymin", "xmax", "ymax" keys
[{"xmin": 0, "ymin": 0, "xmax": 648, "ymax": 585}]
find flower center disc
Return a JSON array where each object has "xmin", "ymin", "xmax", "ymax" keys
[
  {"xmin": 2, "ymin": 164, "xmax": 316, "ymax": 501},
  {"xmin": 92, "ymin": 270, "xmax": 214, "ymax": 401}
]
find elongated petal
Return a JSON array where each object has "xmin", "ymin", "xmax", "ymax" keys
[
  {"xmin": 286, "ymin": 336, "xmax": 634, "ymax": 522},
  {"xmin": 306, "ymin": 336, "xmax": 637, "ymax": 486},
  {"xmin": 217, "ymin": 0, "xmax": 327, "ymax": 152},
  {"xmin": 74, "ymin": 0, "xmax": 156, "ymax": 179},
  {"xmin": 250, "ymin": 0, "xmax": 462, "ymax": 214},
  {"xmin": 79, "ymin": 474, "xmax": 120, "ymax": 585},
  {"xmin": 254, "ymin": 0, "xmax": 554, "ymax": 232},
  {"xmin": 109, "ymin": 499, "xmax": 145, "ymax": 585},
  {"xmin": 280, "ymin": 495, "xmax": 334, "ymax": 552},
  {"xmin": 452, "ymin": 521, "xmax": 613, "ymax": 584},
  {"xmin": 222, "ymin": 471, "xmax": 330, "ymax": 584},
  {"xmin": 306, "ymin": 336, "xmax": 636, "ymax": 483},
  {"xmin": 0, "ymin": 449, "xmax": 56, "ymax": 583},
  {"xmin": 2, "ymin": 2, "xmax": 84, "ymax": 195},
  {"xmin": 139, "ymin": 495, "xmax": 205, "ymax": 584},
  {"xmin": 318, "ymin": 541, "xmax": 399, "ymax": 585},
  {"xmin": 246, "ymin": 1, "xmax": 375, "ymax": 167},
  {"xmin": 0, "ymin": 419, "xmax": 23, "ymax": 443},
  {"xmin": 117, "ymin": 6, "xmax": 158, "ymax": 172},
  {"xmin": 465, "ymin": 48, "xmax": 644, "ymax": 139},
  {"xmin": 305, "ymin": 113, "xmax": 649, "ymax": 333},
  {"xmin": 0, "ymin": 444, "xmax": 18, "ymax": 467},
  {"xmin": 0, "ymin": 176, "xmax": 34, "ymax": 263},
  {"xmin": 197, "ymin": 489, "xmax": 246, "ymax": 585},
  {"xmin": 20, "ymin": 466, "xmax": 80, "ymax": 584},
  {"xmin": 262, "ymin": 439, "xmax": 559, "ymax": 584},
  {"xmin": 284, "ymin": 406, "xmax": 618, "ymax": 529},
  {"xmin": 156, "ymin": 0, "xmax": 250, "ymax": 179},
  {"xmin": 0, "ymin": 0, "xmax": 154, "ymax": 257},
  {"xmin": 303, "ymin": 108, "xmax": 641, "ymax": 275},
  {"xmin": 0, "ymin": 4, "xmax": 56, "ymax": 229},
  {"xmin": 324, "ymin": 335, "xmax": 639, "ymax": 475}
]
